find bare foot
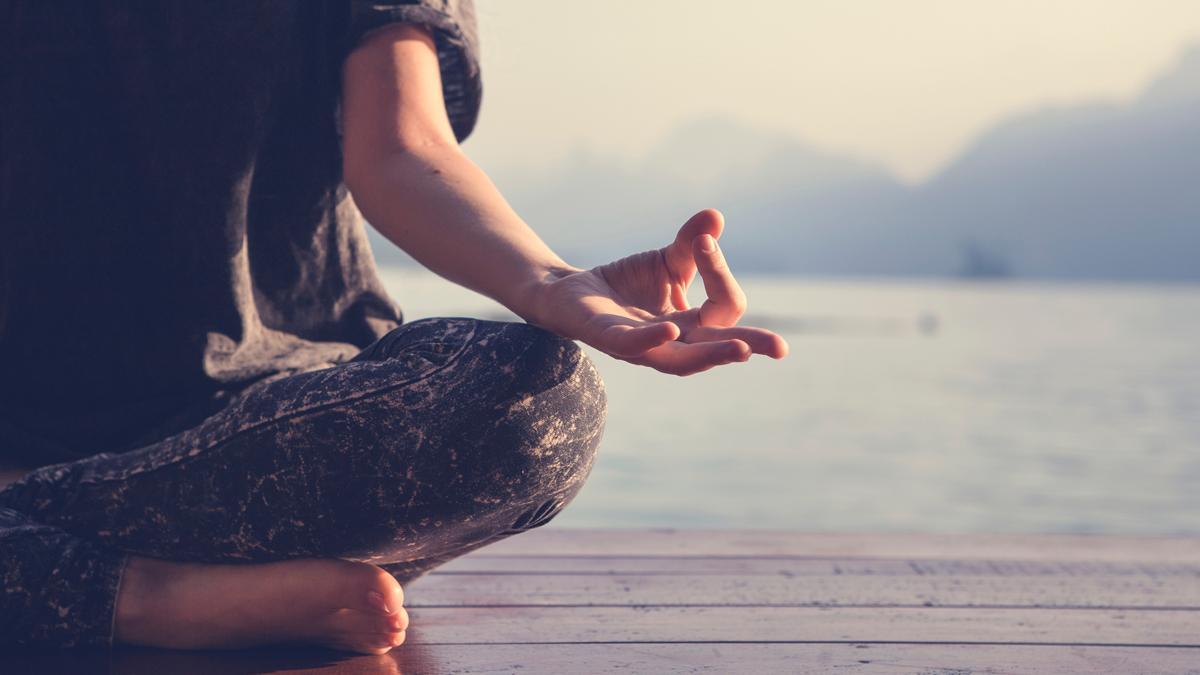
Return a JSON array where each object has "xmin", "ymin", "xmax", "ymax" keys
[{"xmin": 115, "ymin": 556, "xmax": 409, "ymax": 654}]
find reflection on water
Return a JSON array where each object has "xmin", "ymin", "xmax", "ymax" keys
[{"xmin": 379, "ymin": 268, "xmax": 1200, "ymax": 536}]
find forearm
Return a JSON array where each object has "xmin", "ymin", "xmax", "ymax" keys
[{"xmin": 346, "ymin": 143, "xmax": 578, "ymax": 324}]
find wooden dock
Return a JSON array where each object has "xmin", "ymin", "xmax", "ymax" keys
[{"xmin": 8, "ymin": 529, "xmax": 1200, "ymax": 673}]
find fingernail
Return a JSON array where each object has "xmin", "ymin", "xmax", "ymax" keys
[
  {"xmin": 700, "ymin": 235, "xmax": 716, "ymax": 252},
  {"xmin": 367, "ymin": 590, "xmax": 392, "ymax": 615}
]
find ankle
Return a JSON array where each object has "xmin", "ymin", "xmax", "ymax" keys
[{"xmin": 114, "ymin": 557, "xmax": 176, "ymax": 645}]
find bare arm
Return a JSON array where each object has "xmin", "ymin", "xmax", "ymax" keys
[
  {"xmin": 342, "ymin": 24, "xmax": 570, "ymax": 322},
  {"xmin": 341, "ymin": 24, "xmax": 786, "ymax": 375}
]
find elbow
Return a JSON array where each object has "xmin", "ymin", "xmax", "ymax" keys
[{"xmin": 342, "ymin": 150, "xmax": 378, "ymax": 202}]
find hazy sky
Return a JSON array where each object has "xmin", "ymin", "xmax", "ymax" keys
[{"xmin": 464, "ymin": 0, "xmax": 1200, "ymax": 183}]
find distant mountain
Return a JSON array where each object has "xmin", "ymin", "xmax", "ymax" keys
[
  {"xmin": 370, "ymin": 43, "xmax": 1200, "ymax": 281},
  {"xmin": 919, "ymin": 44, "xmax": 1200, "ymax": 280}
]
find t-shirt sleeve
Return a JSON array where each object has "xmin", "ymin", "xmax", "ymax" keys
[{"xmin": 344, "ymin": 0, "xmax": 482, "ymax": 142}]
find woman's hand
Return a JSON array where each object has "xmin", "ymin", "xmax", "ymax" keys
[{"xmin": 527, "ymin": 209, "xmax": 789, "ymax": 376}]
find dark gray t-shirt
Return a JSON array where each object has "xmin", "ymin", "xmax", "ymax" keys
[{"xmin": 0, "ymin": 1, "xmax": 481, "ymax": 463}]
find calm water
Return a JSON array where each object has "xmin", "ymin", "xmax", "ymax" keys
[{"xmin": 378, "ymin": 268, "xmax": 1200, "ymax": 535}]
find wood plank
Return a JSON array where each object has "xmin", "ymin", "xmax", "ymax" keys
[
  {"xmin": 406, "ymin": 572, "xmax": 1200, "ymax": 608},
  {"xmin": 7, "ymin": 643, "xmax": 1200, "ymax": 675},
  {"xmin": 8, "ymin": 642, "xmax": 1200, "ymax": 675},
  {"xmin": 435, "ymin": 555, "xmax": 1200, "ymax": 577},
  {"xmin": 405, "ymin": 606, "xmax": 1200, "ymax": 646},
  {"xmin": 474, "ymin": 529, "xmax": 1200, "ymax": 562},
  {"xmin": 7, "ymin": 530, "xmax": 1197, "ymax": 673},
  {"xmin": 396, "ymin": 643, "xmax": 1200, "ymax": 674}
]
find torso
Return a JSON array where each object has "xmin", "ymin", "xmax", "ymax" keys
[{"xmin": 0, "ymin": 2, "xmax": 401, "ymax": 461}]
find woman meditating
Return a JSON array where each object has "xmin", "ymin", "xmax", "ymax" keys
[{"xmin": 0, "ymin": 1, "xmax": 787, "ymax": 652}]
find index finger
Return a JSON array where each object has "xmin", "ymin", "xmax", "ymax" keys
[
  {"xmin": 693, "ymin": 234, "xmax": 747, "ymax": 327},
  {"xmin": 663, "ymin": 209, "xmax": 724, "ymax": 284}
]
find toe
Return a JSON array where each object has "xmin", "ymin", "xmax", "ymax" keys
[
  {"xmin": 328, "ymin": 607, "xmax": 406, "ymax": 635},
  {"xmin": 348, "ymin": 630, "xmax": 406, "ymax": 655},
  {"xmin": 379, "ymin": 609, "xmax": 407, "ymax": 634},
  {"xmin": 347, "ymin": 564, "xmax": 405, "ymax": 616},
  {"xmin": 323, "ymin": 630, "xmax": 391, "ymax": 655},
  {"xmin": 388, "ymin": 607, "xmax": 410, "ymax": 632}
]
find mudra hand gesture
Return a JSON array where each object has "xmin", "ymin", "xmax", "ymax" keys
[{"xmin": 532, "ymin": 209, "xmax": 789, "ymax": 376}]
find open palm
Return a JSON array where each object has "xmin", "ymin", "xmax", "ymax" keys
[{"xmin": 534, "ymin": 209, "xmax": 788, "ymax": 376}]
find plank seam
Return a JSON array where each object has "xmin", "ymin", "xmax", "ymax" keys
[
  {"xmin": 445, "ymin": 554, "xmax": 1200, "ymax": 562},
  {"xmin": 406, "ymin": 640, "xmax": 1200, "ymax": 648},
  {"xmin": 428, "ymin": 570, "xmax": 1200, "ymax": 576},
  {"xmin": 407, "ymin": 604, "xmax": 1200, "ymax": 611}
]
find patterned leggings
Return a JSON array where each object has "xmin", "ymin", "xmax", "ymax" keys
[{"xmin": 0, "ymin": 318, "xmax": 607, "ymax": 647}]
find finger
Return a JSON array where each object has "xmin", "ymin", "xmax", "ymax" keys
[
  {"xmin": 663, "ymin": 209, "xmax": 724, "ymax": 283},
  {"xmin": 632, "ymin": 338, "xmax": 751, "ymax": 376},
  {"xmin": 684, "ymin": 325, "xmax": 789, "ymax": 359},
  {"xmin": 595, "ymin": 321, "xmax": 680, "ymax": 357},
  {"xmin": 693, "ymin": 234, "xmax": 747, "ymax": 327}
]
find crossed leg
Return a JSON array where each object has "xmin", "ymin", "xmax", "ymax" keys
[{"xmin": 0, "ymin": 319, "xmax": 606, "ymax": 651}]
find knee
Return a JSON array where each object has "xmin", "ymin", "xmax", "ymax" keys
[
  {"xmin": 348, "ymin": 319, "xmax": 606, "ymax": 538},
  {"xmin": 489, "ymin": 323, "xmax": 607, "ymax": 490},
  {"xmin": 456, "ymin": 322, "xmax": 607, "ymax": 516}
]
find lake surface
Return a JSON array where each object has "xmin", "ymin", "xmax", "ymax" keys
[{"xmin": 378, "ymin": 268, "xmax": 1200, "ymax": 535}]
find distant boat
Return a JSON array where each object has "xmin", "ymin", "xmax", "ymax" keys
[{"xmin": 956, "ymin": 239, "xmax": 1012, "ymax": 279}]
